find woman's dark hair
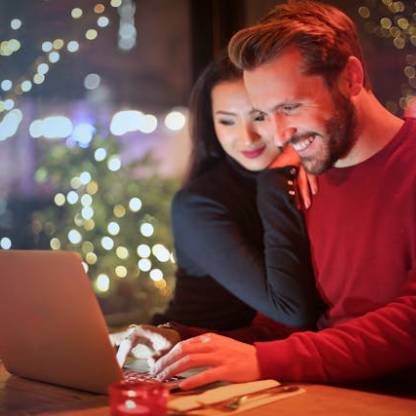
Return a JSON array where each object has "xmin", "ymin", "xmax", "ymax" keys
[{"xmin": 185, "ymin": 54, "xmax": 242, "ymax": 184}]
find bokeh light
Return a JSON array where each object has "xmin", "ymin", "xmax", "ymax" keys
[{"xmin": 140, "ymin": 223, "xmax": 154, "ymax": 237}]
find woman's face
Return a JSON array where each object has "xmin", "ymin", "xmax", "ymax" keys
[{"xmin": 211, "ymin": 79, "xmax": 280, "ymax": 171}]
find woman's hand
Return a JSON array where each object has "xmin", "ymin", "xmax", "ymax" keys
[
  {"xmin": 297, "ymin": 166, "xmax": 318, "ymax": 209},
  {"xmin": 268, "ymin": 144, "xmax": 300, "ymax": 170},
  {"xmin": 268, "ymin": 145, "xmax": 318, "ymax": 209},
  {"xmin": 110, "ymin": 324, "xmax": 181, "ymax": 367}
]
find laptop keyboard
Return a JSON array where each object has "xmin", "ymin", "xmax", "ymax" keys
[{"xmin": 123, "ymin": 370, "xmax": 184, "ymax": 389}]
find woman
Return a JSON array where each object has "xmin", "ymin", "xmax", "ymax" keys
[
  {"xmin": 151, "ymin": 55, "xmax": 323, "ymax": 333},
  {"xmin": 112, "ymin": 56, "xmax": 324, "ymax": 361}
]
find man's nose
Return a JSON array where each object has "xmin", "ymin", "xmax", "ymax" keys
[{"xmin": 272, "ymin": 115, "xmax": 297, "ymax": 147}]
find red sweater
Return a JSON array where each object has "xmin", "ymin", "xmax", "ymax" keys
[{"xmin": 255, "ymin": 118, "xmax": 416, "ymax": 382}]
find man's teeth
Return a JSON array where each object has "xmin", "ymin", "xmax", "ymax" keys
[{"xmin": 292, "ymin": 135, "xmax": 316, "ymax": 151}]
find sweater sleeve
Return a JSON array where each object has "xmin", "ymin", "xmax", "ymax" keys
[
  {"xmin": 255, "ymin": 267, "xmax": 416, "ymax": 382},
  {"xmin": 172, "ymin": 167, "xmax": 320, "ymax": 329},
  {"xmin": 256, "ymin": 168, "xmax": 322, "ymax": 327}
]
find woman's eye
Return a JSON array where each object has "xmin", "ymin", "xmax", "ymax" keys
[{"xmin": 218, "ymin": 119, "xmax": 234, "ymax": 126}]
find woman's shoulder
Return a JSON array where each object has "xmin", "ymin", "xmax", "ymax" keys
[
  {"xmin": 176, "ymin": 160, "xmax": 234, "ymax": 199},
  {"xmin": 171, "ymin": 159, "xmax": 244, "ymax": 218}
]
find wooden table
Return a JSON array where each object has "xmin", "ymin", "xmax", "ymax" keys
[{"xmin": 1, "ymin": 362, "xmax": 415, "ymax": 415}]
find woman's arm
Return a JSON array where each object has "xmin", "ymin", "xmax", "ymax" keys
[{"xmin": 172, "ymin": 168, "xmax": 322, "ymax": 329}]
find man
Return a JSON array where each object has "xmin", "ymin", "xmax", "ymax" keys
[{"xmin": 119, "ymin": 1, "xmax": 416, "ymax": 389}]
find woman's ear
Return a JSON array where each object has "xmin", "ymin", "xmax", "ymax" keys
[{"xmin": 337, "ymin": 56, "xmax": 364, "ymax": 97}]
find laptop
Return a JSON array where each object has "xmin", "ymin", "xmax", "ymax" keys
[{"xmin": 0, "ymin": 250, "xmax": 174, "ymax": 394}]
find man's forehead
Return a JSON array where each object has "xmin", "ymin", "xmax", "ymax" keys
[{"xmin": 243, "ymin": 48, "xmax": 305, "ymax": 85}]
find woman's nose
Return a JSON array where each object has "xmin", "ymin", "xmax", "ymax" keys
[{"xmin": 241, "ymin": 125, "xmax": 260, "ymax": 146}]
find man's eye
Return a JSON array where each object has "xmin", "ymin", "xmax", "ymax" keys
[
  {"xmin": 253, "ymin": 112, "xmax": 266, "ymax": 122},
  {"xmin": 282, "ymin": 104, "xmax": 300, "ymax": 113}
]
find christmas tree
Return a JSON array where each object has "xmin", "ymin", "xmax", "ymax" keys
[{"xmin": 32, "ymin": 133, "xmax": 180, "ymax": 326}]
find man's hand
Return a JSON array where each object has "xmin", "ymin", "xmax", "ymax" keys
[
  {"xmin": 110, "ymin": 324, "xmax": 181, "ymax": 367},
  {"xmin": 150, "ymin": 333, "xmax": 261, "ymax": 390}
]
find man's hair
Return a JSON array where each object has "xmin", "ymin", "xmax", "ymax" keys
[{"xmin": 228, "ymin": 0, "xmax": 371, "ymax": 89}]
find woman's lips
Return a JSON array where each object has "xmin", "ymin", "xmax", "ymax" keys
[{"xmin": 241, "ymin": 145, "xmax": 266, "ymax": 159}]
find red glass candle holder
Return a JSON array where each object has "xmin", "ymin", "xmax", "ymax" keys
[{"xmin": 108, "ymin": 380, "xmax": 169, "ymax": 416}]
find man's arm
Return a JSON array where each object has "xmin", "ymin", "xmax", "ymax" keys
[
  {"xmin": 151, "ymin": 269, "xmax": 416, "ymax": 389},
  {"xmin": 256, "ymin": 271, "xmax": 416, "ymax": 383}
]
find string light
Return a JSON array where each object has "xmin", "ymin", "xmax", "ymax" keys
[
  {"xmin": 117, "ymin": 0, "xmax": 136, "ymax": 50},
  {"xmin": 1, "ymin": 3, "xmax": 113, "ymax": 142},
  {"xmin": 86, "ymin": 252, "xmax": 98, "ymax": 265},
  {"xmin": 113, "ymin": 204, "xmax": 126, "ymax": 218},
  {"xmin": 107, "ymin": 156, "xmax": 122, "ymax": 171},
  {"xmin": 79, "ymin": 171, "xmax": 92, "ymax": 185},
  {"xmin": 37, "ymin": 63, "xmax": 49, "ymax": 75},
  {"xmin": 94, "ymin": 147, "xmax": 107, "ymax": 161},
  {"xmin": 164, "ymin": 110, "xmax": 187, "ymax": 131},
  {"xmin": 108, "ymin": 222, "xmax": 120, "ymax": 236},
  {"xmin": 80, "ymin": 195, "xmax": 92, "ymax": 207},
  {"xmin": 149, "ymin": 269, "xmax": 163, "ymax": 282},
  {"xmin": 67, "ymin": 41, "xmax": 80, "ymax": 53},
  {"xmin": 48, "ymin": 51, "xmax": 60, "ymax": 63},
  {"xmin": 357, "ymin": 1, "xmax": 416, "ymax": 112},
  {"xmin": 95, "ymin": 274, "xmax": 110, "ymax": 292},
  {"xmin": 129, "ymin": 197, "xmax": 142, "ymax": 212},
  {"xmin": 115, "ymin": 265, "xmax": 128, "ymax": 278},
  {"xmin": 82, "ymin": 241, "xmax": 94, "ymax": 253},
  {"xmin": 0, "ymin": 109, "xmax": 23, "ymax": 141},
  {"xmin": 111, "ymin": 0, "xmax": 123, "ymax": 8},
  {"xmin": 10, "ymin": 19, "xmax": 22, "ymax": 30},
  {"xmin": 1, "ymin": 80, "xmax": 12, "ymax": 92},
  {"xmin": 81, "ymin": 206, "xmax": 94, "ymax": 220},
  {"xmin": 140, "ymin": 223, "xmax": 154, "ymax": 237},
  {"xmin": 116, "ymin": 246, "xmax": 129, "ymax": 260},
  {"xmin": 86, "ymin": 181, "xmax": 99, "ymax": 195},
  {"xmin": 50, "ymin": 238, "xmax": 61, "ymax": 250},
  {"xmin": 137, "ymin": 244, "xmax": 151, "ymax": 258},
  {"xmin": 152, "ymin": 244, "xmax": 170, "ymax": 262},
  {"xmin": 85, "ymin": 29, "xmax": 98, "ymax": 40},
  {"xmin": 33, "ymin": 74, "xmax": 45, "ymax": 85},
  {"xmin": 0, "ymin": 237, "xmax": 12, "ymax": 250},
  {"xmin": 97, "ymin": 16, "xmax": 110, "ymax": 28},
  {"xmin": 67, "ymin": 191, "xmax": 79, "ymax": 204},
  {"xmin": 54, "ymin": 193, "xmax": 66, "ymax": 206},
  {"xmin": 101, "ymin": 236, "xmax": 114, "ymax": 250},
  {"xmin": 116, "ymin": 246, "xmax": 129, "ymax": 259},
  {"xmin": 84, "ymin": 73, "xmax": 101, "ymax": 90},
  {"xmin": 21, "ymin": 80, "xmax": 32, "ymax": 92},
  {"xmin": 71, "ymin": 8, "xmax": 83, "ymax": 19},
  {"xmin": 4, "ymin": 99, "xmax": 14, "ymax": 111},
  {"xmin": 53, "ymin": 39, "xmax": 65, "ymax": 50},
  {"xmin": 42, "ymin": 41, "xmax": 53, "ymax": 53},
  {"xmin": 68, "ymin": 229, "xmax": 82, "ymax": 244},
  {"xmin": 94, "ymin": 4, "xmax": 106, "ymax": 14},
  {"xmin": 140, "ymin": 114, "xmax": 158, "ymax": 134},
  {"xmin": 138, "ymin": 258, "xmax": 152, "ymax": 272}
]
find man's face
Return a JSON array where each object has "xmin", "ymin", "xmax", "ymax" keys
[{"xmin": 243, "ymin": 48, "xmax": 357, "ymax": 175}]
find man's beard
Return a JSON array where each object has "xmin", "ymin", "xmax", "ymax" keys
[{"xmin": 299, "ymin": 91, "xmax": 357, "ymax": 175}]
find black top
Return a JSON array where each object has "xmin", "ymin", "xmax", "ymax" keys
[{"xmin": 155, "ymin": 158, "xmax": 322, "ymax": 330}]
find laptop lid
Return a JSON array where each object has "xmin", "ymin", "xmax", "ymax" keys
[{"xmin": 0, "ymin": 250, "xmax": 123, "ymax": 394}]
